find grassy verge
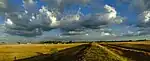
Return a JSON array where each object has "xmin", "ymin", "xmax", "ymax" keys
[{"xmin": 77, "ymin": 43, "xmax": 127, "ymax": 61}]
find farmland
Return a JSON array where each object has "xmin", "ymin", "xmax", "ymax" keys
[
  {"xmin": 100, "ymin": 41, "xmax": 150, "ymax": 61},
  {"xmin": 0, "ymin": 43, "xmax": 83, "ymax": 61},
  {"xmin": 0, "ymin": 41, "xmax": 150, "ymax": 61}
]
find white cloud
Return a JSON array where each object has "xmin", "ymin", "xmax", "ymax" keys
[
  {"xmin": 23, "ymin": 0, "xmax": 36, "ymax": 4},
  {"xmin": 101, "ymin": 32, "xmax": 111, "ymax": 36},
  {"xmin": 104, "ymin": 5, "xmax": 117, "ymax": 19},
  {"xmin": 38, "ymin": 6, "xmax": 59, "ymax": 27},
  {"xmin": 5, "ymin": 18, "xmax": 13, "ymax": 25},
  {"xmin": 139, "ymin": 11, "xmax": 150, "ymax": 23}
]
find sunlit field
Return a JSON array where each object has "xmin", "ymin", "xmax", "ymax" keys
[
  {"xmin": 0, "ymin": 43, "xmax": 83, "ymax": 61},
  {"xmin": 100, "ymin": 41, "xmax": 150, "ymax": 61},
  {"xmin": 0, "ymin": 41, "xmax": 150, "ymax": 61}
]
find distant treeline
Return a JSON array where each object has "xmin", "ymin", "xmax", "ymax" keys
[
  {"xmin": 95, "ymin": 39, "xmax": 148, "ymax": 43},
  {"xmin": 39, "ymin": 39, "xmax": 148, "ymax": 44},
  {"xmin": 39, "ymin": 41, "xmax": 92, "ymax": 44},
  {"xmin": 0, "ymin": 39, "xmax": 148, "ymax": 44}
]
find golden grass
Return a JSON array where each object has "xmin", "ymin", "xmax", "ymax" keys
[
  {"xmin": 0, "ymin": 43, "xmax": 83, "ymax": 61},
  {"xmin": 77, "ymin": 43, "xmax": 127, "ymax": 61}
]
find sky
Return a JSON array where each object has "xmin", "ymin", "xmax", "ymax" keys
[{"xmin": 0, "ymin": 0, "xmax": 150, "ymax": 42}]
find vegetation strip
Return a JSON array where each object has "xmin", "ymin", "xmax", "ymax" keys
[
  {"xmin": 76, "ymin": 43, "xmax": 127, "ymax": 61},
  {"xmin": 98, "ymin": 44, "xmax": 128, "ymax": 61}
]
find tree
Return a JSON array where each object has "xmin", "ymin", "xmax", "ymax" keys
[
  {"xmin": 17, "ymin": 41, "xmax": 21, "ymax": 44},
  {"xmin": 1, "ymin": 42, "xmax": 7, "ymax": 44}
]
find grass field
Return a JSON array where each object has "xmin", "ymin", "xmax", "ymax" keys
[
  {"xmin": 100, "ymin": 41, "xmax": 150, "ymax": 61},
  {"xmin": 0, "ymin": 43, "xmax": 83, "ymax": 61},
  {"xmin": 1, "ymin": 41, "xmax": 150, "ymax": 61}
]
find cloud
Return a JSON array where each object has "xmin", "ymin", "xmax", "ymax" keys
[
  {"xmin": 5, "ymin": 18, "xmax": 13, "ymax": 25},
  {"xmin": 4, "ymin": 7, "xmax": 59, "ymax": 37},
  {"xmin": 61, "ymin": 31, "xmax": 86, "ymax": 35},
  {"xmin": 0, "ymin": 0, "xmax": 6, "ymax": 8},
  {"xmin": 23, "ymin": 0, "xmax": 38, "ymax": 13},
  {"xmin": 2, "ymin": 0, "xmax": 150, "ymax": 41},
  {"xmin": 138, "ymin": 11, "xmax": 150, "ymax": 23},
  {"xmin": 117, "ymin": 0, "xmax": 150, "ymax": 30},
  {"xmin": 0, "ymin": 0, "xmax": 125, "ymax": 38},
  {"xmin": 81, "ymin": 5, "xmax": 123, "ymax": 29},
  {"xmin": 0, "ymin": 0, "xmax": 24, "ymax": 14},
  {"xmin": 3, "ymin": 4, "xmax": 124, "ymax": 37},
  {"xmin": 117, "ymin": 0, "xmax": 150, "ymax": 13},
  {"xmin": 41, "ymin": 0, "xmax": 91, "ymax": 12},
  {"xmin": 135, "ymin": 27, "xmax": 150, "ymax": 36},
  {"xmin": 104, "ymin": 5, "xmax": 117, "ymax": 19},
  {"xmin": 136, "ymin": 11, "xmax": 150, "ymax": 28},
  {"xmin": 0, "ymin": 0, "xmax": 7, "ymax": 13}
]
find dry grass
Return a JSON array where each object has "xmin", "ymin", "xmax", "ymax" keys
[
  {"xmin": 102, "ymin": 44, "xmax": 150, "ymax": 61},
  {"xmin": 100, "ymin": 41, "xmax": 150, "ymax": 61},
  {"xmin": 0, "ymin": 43, "xmax": 83, "ymax": 61},
  {"xmin": 77, "ymin": 43, "xmax": 127, "ymax": 61}
]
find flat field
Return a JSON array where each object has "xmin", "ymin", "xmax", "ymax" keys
[
  {"xmin": 0, "ymin": 43, "xmax": 83, "ymax": 61},
  {"xmin": 100, "ymin": 41, "xmax": 150, "ymax": 61},
  {"xmin": 1, "ymin": 41, "xmax": 150, "ymax": 61}
]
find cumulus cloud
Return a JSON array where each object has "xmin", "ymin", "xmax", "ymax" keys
[
  {"xmin": 3, "ymin": 4, "xmax": 124, "ymax": 37},
  {"xmin": 0, "ymin": 0, "xmax": 125, "ymax": 38},
  {"xmin": 139, "ymin": 11, "xmax": 150, "ymax": 23},
  {"xmin": 4, "ymin": 6, "xmax": 60, "ymax": 37},
  {"xmin": 136, "ymin": 11, "xmax": 150, "ymax": 28},
  {"xmin": 82, "ymin": 5, "xmax": 123, "ymax": 29},
  {"xmin": 2, "ymin": 0, "xmax": 150, "ymax": 41}
]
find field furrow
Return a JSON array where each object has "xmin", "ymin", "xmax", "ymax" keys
[{"xmin": 101, "ymin": 44, "xmax": 150, "ymax": 61}]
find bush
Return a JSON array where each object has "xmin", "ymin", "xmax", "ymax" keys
[{"xmin": 50, "ymin": 48, "xmax": 58, "ymax": 54}]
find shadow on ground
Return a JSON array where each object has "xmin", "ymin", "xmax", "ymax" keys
[{"xmin": 15, "ymin": 44, "xmax": 89, "ymax": 61}]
